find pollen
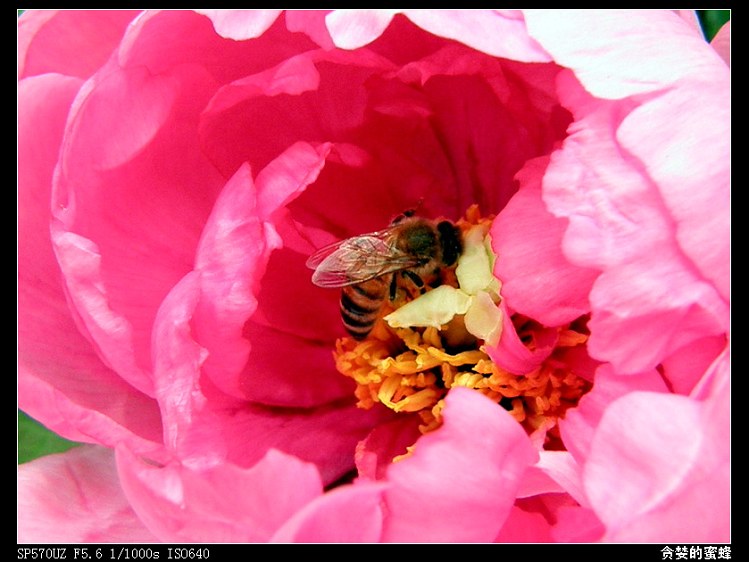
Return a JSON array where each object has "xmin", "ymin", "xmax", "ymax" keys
[{"xmin": 332, "ymin": 205, "xmax": 592, "ymax": 453}]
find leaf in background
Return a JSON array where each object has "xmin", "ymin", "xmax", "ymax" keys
[
  {"xmin": 698, "ymin": 10, "xmax": 730, "ymax": 42},
  {"xmin": 18, "ymin": 411, "xmax": 80, "ymax": 464}
]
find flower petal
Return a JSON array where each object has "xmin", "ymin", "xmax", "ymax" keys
[
  {"xmin": 560, "ymin": 364, "xmax": 668, "ymax": 463},
  {"xmin": 192, "ymin": 143, "xmax": 338, "ymax": 403},
  {"xmin": 117, "ymin": 446, "xmax": 322, "ymax": 542},
  {"xmin": 584, "ymin": 375, "xmax": 730, "ymax": 542},
  {"xmin": 325, "ymin": 10, "xmax": 397, "ymax": 50},
  {"xmin": 616, "ymin": 84, "xmax": 730, "ymax": 302},
  {"xmin": 18, "ymin": 74, "xmax": 164, "ymax": 456},
  {"xmin": 710, "ymin": 20, "xmax": 730, "ymax": 67},
  {"xmin": 543, "ymin": 71, "xmax": 729, "ymax": 373},
  {"xmin": 524, "ymin": 10, "xmax": 727, "ymax": 98},
  {"xmin": 495, "ymin": 505, "xmax": 554, "ymax": 542},
  {"xmin": 271, "ymin": 481, "xmax": 388, "ymax": 542},
  {"xmin": 403, "ymin": 10, "xmax": 551, "ymax": 62},
  {"xmin": 354, "ymin": 417, "xmax": 422, "ymax": 480},
  {"xmin": 492, "ymin": 157, "xmax": 598, "ymax": 326},
  {"xmin": 381, "ymin": 387, "xmax": 537, "ymax": 542},
  {"xmin": 152, "ymin": 272, "xmax": 389, "ymax": 483},
  {"xmin": 18, "ymin": 10, "xmax": 138, "ymax": 80},
  {"xmin": 285, "ymin": 10, "xmax": 335, "ymax": 50},
  {"xmin": 485, "ymin": 300, "xmax": 559, "ymax": 375},
  {"xmin": 18, "ymin": 446, "xmax": 156, "ymax": 543},
  {"xmin": 195, "ymin": 10, "xmax": 282, "ymax": 41},
  {"xmin": 52, "ymin": 59, "xmax": 224, "ymax": 395}
]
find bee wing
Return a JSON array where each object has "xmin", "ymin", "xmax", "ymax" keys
[{"xmin": 306, "ymin": 231, "xmax": 420, "ymax": 288}]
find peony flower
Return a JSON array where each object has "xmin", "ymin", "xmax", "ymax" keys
[{"xmin": 18, "ymin": 9, "xmax": 729, "ymax": 543}]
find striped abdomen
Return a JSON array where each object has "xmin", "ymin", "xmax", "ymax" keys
[{"xmin": 341, "ymin": 274, "xmax": 392, "ymax": 340}]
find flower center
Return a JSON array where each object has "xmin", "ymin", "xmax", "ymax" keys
[{"xmin": 333, "ymin": 206, "xmax": 592, "ymax": 452}]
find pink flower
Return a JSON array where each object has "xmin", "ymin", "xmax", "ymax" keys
[{"xmin": 18, "ymin": 10, "xmax": 729, "ymax": 543}]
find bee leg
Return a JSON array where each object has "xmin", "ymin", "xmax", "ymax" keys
[
  {"xmin": 389, "ymin": 274, "xmax": 398, "ymax": 301},
  {"xmin": 402, "ymin": 270, "xmax": 426, "ymax": 294}
]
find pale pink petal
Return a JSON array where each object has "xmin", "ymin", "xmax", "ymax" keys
[
  {"xmin": 519, "ymin": 451, "xmax": 587, "ymax": 507},
  {"xmin": 271, "ymin": 482, "xmax": 387, "ymax": 542},
  {"xmin": 524, "ymin": 10, "xmax": 727, "ymax": 98},
  {"xmin": 381, "ymin": 388, "xmax": 538, "ymax": 542},
  {"xmin": 585, "ymin": 379, "xmax": 730, "ymax": 542},
  {"xmin": 18, "ymin": 446, "xmax": 156, "ymax": 543},
  {"xmin": 544, "ymin": 71, "xmax": 729, "ymax": 374},
  {"xmin": 674, "ymin": 10, "xmax": 703, "ymax": 35},
  {"xmin": 196, "ymin": 10, "xmax": 282, "ymax": 40},
  {"xmin": 116, "ymin": 446, "xmax": 322, "ymax": 542},
  {"xmin": 325, "ymin": 10, "xmax": 397, "ymax": 50},
  {"xmin": 492, "ymin": 157, "xmax": 598, "ymax": 326},
  {"xmin": 18, "ymin": 74, "xmax": 164, "ymax": 456},
  {"xmin": 560, "ymin": 364, "xmax": 668, "ymax": 463},
  {"xmin": 711, "ymin": 20, "xmax": 730, "ymax": 66},
  {"xmin": 403, "ymin": 10, "xmax": 552, "ymax": 62},
  {"xmin": 617, "ymin": 84, "xmax": 730, "ymax": 301},
  {"xmin": 18, "ymin": 10, "xmax": 138, "ymax": 80}
]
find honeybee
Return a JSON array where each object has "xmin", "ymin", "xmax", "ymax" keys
[{"xmin": 306, "ymin": 212, "xmax": 463, "ymax": 339}]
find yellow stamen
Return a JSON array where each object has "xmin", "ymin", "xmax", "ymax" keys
[{"xmin": 332, "ymin": 205, "xmax": 592, "ymax": 456}]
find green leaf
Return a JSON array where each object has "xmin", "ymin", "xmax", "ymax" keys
[
  {"xmin": 18, "ymin": 411, "xmax": 80, "ymax": 464},
  {"xmin": 698, "ymin": 10, "xmax": 730, "ymax": 42}
]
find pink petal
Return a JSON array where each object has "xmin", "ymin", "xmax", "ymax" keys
[
  {"xmin": 52, "ymin": 59, "xmax": 225, "ymax": 395},
  {"xmin": 485, "ymin": 300, "xmax": 559, "ymax": 375},
  {"xmin": 18, "ymin": 10, "xmax": 138, "ymax": 80},
  {"xmin": 659, "ymin": 334, "xmax": 727, "ymax": 395},
  {"xmin": 584, "ymin": 379, "xmax": 730, "ymax": 542},
  {"xmin": 271, "ymin": 482, "xmax": 388, "ymax": 542},
  {"xmin": 151, "ymin": 272, "xmax": 389, "ymax": 483},
  {"xmin": 550, "ymin": 505, "xmax": 605, "ymax": 542},
  {"xmin": 543, "ymin": 71, "xmax": 729, "ymax": 374},
  {"xmin": 519, "ymin": 451, "xmax": 587, "ymax": 507},
  {"xmin": 18, "ymin": 74, "xmax": 164, "ymax": 456},
  {"xmin": 711, "ymin": 20, "xmax": 730, "ymax": 67},
  {"xmin": 18, "ymin": 446, "xmax": 156, "ymax": 543},
  {"xmin": 116, "ymin": 446, "xmax": 322, "ymax": 542},
  {"xmin": 560, "ymin": 364, "xmax": 668, "ymax": 463},
  {"xmin": 492, "ymin": 157, "xmax": 598, "ymax": 326},
  {"xmin": 354, "ymin": 416, "xmax": 422, "ymax": 480},
  {"xmin": 402, "ymin": 10, "xmax": 552, "ymax": 62},
  {"xmin": 524, "ymin": 10, "xmax": 727, "ymax": 98},
  {"xmin": 189, "ymin": 164, "xmax": 271, "ymax": 400},
  {"xmin": 199, "ymin": 48, "xmax": 393, "ymax": 180},
  {"xmin": 192, "ymin": 143, "xmax": 345, "ymax": 405},
  {"xmin": 285, "ymin": 10, "xmax": 335, "ymax": 50},
  {"xmin": 118, "ymin": 11, "xmax": 315, "ymax": 83},
  {"xmin": 381, "ymin": 387, "xmax": 538, "ymax": 542},
  {"xmin": 495, "ymin": 505, "xmax": 554, "ymax": 542},
  {"xmin": 325, "ymin": 10, "xmax": 397, "ymax": 50},
  {"xmin": 195, "ymin": 10, "xmax": 282, "ymax": 40},
  {"xmin": 616, "ymin": 83, "xmax": 730, "ymax": 302}
]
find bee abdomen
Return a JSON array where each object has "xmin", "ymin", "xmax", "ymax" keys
[{"xmin": 341, "ymin": 276, "xmax": 390, "ymax": 340}]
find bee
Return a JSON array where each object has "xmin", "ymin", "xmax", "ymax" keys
[{"xmin": 306, "ymin": 212, "xmax": 463, "ymax": 339}]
